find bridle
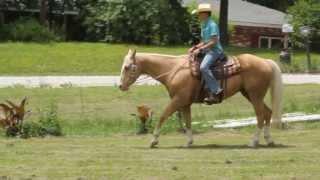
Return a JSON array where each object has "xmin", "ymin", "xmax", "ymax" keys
[{"xmin": 122, "ymin": 53, "xmax": 193, "ymax": 85}]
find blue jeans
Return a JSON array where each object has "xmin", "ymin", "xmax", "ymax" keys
[{"xmin": 200, "ymin": 50, "xmax": 222, "ymax": 94}]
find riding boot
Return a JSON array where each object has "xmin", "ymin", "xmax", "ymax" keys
[{"xmin": 204, "ymin": 89, "xmax": 224, "ymax": 105}]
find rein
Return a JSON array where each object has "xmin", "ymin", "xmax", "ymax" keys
[{"xmin": 134, "ymin": 58, "xmax": 190, "ymax": 84}]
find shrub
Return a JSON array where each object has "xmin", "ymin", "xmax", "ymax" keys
[
  {"xmin": 5, "ymin": 103, "xmax": 63, "ymax": 138},
  {"xmin": 0, "ymin": 17, "xmax": 60, "ymax": 42},
  {"xmin": 287, "ymin": 0, "xmax": 320, "ymax": 48},
  {"xmin": 20, "ymin": 121, "xmax": 44, "ymax": 138},
  {"xmin": 38, "ymin": 103, "xmax": 62, "ymax": 136}
]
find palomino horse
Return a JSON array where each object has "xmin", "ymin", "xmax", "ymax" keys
[{"xmin": 119, "ymin": 49, "xmax": 282, "ymax": 148}]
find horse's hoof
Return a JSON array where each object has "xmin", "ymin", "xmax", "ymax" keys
[
  {"xmin": 184, "ymin": 141, "xmax": 193, "ymax": 148},
  {"xmin": 178, "ymin": 128, "xmax": 186, "ymax": 134},
  {"xmin": 272, "ymin": 122, "xmax": 284, "ymax": 129},
  {"xmin": 267, "ymin": 141, "xmax": 275, "ymax": 147},
  {"xmin": 150, "ymin": 140, "xmax": 159, "ymax": 148},
  {"xmin": 248, "ymin": 140, "xmax": 259, "ymax": 148}
]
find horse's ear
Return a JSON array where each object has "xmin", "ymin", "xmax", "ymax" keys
[
  {"xmin": 131, "ymin": 49, "xmax": 137, "ymax": 64},
  {"xmin": 128, "ymin": 49, "xmax": 136, "ymax": 56},
  {"xmin": 131, "ymin": 49, "xmax": 136, "ymax": 57}
]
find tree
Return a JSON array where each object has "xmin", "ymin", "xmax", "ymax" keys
[
  {"xmin": 287, "ymin": 0, "xmax": 320, "ymax": 48},
  {"xmin": 40, "ymin": 0, "xmax": 48, "ymax": 25},
  {"xmin": 83, "ymin": 0, "xmax": 192, "ymax": 44},
  {"xmin": 219, "ymin": 0, "xmax": 229, "ymax": 46}
]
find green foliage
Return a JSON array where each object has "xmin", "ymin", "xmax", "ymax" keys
[
  {"xmin": 83, "ymin": 0, "xmax": 192, "ymax": 45},
  {"xmin": 5, "ymin": 126, "xmax": 20, "ymax": 137},
  {"xmin": 38, "ymin": 103, "xmax": 62, "ymax": 136},
  {"xmin": 287, "ymin": 0, "xmax": 320, "ymax": 48},
  {"xmin": 0, "ymin": 0, "xmax": 77, "ymax": 12},
  {"xmin": 0, "ymin": 17, "xmax": 60, "ymax": 42},
  {"xmin": 20, "ymin": 121, "xmax": 44, "ymax": 138},
  {"xmin": 5, "ymin": 102, "xmax": 63, "ymax": 138}
]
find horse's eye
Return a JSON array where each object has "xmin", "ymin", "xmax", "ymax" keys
[
  {"xmin": 131, "ymin": 65, "xmax": 137, "ymax": 72},
  {"xmin": 124, "ymin": 65, "xmax": 130, "ymax": 71}
]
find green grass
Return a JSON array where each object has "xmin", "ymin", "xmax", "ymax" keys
[
  {"xmin": 1, "ymin": 122, "xmax": 320, "ymax": 179},
  {"xmin": 0, "ymin": 84, "xmax": 319, "ymax": 136},
  {"xmin": 0, "ymin": 85, "xmax": 319, "ymax": 179},
  {"xmin": 0, "ymin": 42, "xmax": 319, "ymax": 75}
]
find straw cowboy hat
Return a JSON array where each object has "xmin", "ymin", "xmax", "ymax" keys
[{"xmin": 191, "ymin": 3, "xmax": 212, "ymax": 14}]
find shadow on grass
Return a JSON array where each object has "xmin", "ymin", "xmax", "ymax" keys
[
  {"xmin": 180, "ymin": 143, "xmax": 294, "ymax": 149},
  {"xmin": 135, "ymin": 143, "xmax": 294, "ymax": 150}
]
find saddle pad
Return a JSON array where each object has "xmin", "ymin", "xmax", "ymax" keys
[
  {"xmin": 189, "ymin": 55, "xmax": 241, "ymax": 80},
  {"xmin": 211, "ymin": 56, "xmax": 241, "ymax": 80}
]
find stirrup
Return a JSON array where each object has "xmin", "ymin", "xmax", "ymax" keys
[{"xmin": 204, "ymin": 90, "xmax": 224, "ymax": 105}]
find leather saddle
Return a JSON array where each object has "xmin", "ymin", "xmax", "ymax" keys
[{"xmin": 189, "ymin": 52, "xmax": 241, "ymax": 104}]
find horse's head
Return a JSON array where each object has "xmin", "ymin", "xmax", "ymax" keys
[{"xmin": 119, "ymin": 49, "xmax": 141, "ymax": 91}]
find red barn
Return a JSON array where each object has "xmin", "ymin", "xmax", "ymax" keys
[{"xmin": 185, "ymin": 0, "xmax": 289, "ymax": 49}]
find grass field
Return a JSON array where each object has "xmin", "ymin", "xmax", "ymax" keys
[
  {"xmin": 0, "ymin": 42, "xmax": 319, "ymax": 179},
  {"xmin": 0, "ymin": 42, "xmax": 319, "ymax": 75},
  {"xmin": 0, "ymin": 84, "xmax": 319, "ymax": 136},
  {"xmin": 0, "ymin": 84, "xmax": 319, "ymax": 179},
  {"xmin": 1, "ymin": 122, "xmax": 320, "ymax": 179}
]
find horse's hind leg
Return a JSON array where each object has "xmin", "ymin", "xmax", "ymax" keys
[
  {"xmin": 176, "ymin": 111, "xmax": 186, "ymax": 133},
  {"xmin": 263, "ymin": 104, "xmax": 275, "ymax": 146},
  {"xmin": 242, "ymin": 89, "xmax": 267, "ymax": 147},
  {"xmin": 241, "ymin": 89, "xmax": 275, "ymax": 146},
  {"xmin": 241, "ymin": 90, "xmax": 263, "ymax": 147},
  {"xmin": 249, "ymin": 100, "xmax": 265, "ymax": 147}
]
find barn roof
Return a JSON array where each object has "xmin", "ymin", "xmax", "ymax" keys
[{"xmin": 184, "ymin": 0, "xmax": 288, "ymax": 28}]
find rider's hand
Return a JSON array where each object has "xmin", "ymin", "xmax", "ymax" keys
[
  {"xmin": 188, "ymin": 47, "xmax": 196, "ymax": 53},
  {"xmin": 193, "ymin": 48, "xmax": 201, "ymax": 55}
]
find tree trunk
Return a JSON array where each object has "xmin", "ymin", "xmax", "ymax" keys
[
  {"xmin": 48, "ymin": 0, "xmax": 54, "ymax": 30},
  {"xmin": 40, "ymin": 0, "xmax": 48, "ymax": 25},
  {"xmin": 0, "ymin": 11, "xmax": 4, "ymax": 26},
  {"xmin": 63, "ymin": 14, "xmax": 68, "ymax": 41},
  {"xmin": 277, "ymin": 0, "xmax": 290, "ymax": 12},
  {"xmin": 219, "ymin": 0, "xmax": 229, "ymax": 46}
]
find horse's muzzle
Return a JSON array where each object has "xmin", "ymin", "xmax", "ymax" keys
[{"xmin": 119, "ymin": 84, "xmax": 128, "ymax": 91}]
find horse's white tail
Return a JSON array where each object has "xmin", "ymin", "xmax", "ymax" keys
[{"xmin": 267, "ymin": 60, "xmax": 283, "ymax": 128}]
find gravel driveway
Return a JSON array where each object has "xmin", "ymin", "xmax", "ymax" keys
[{"xmin": 0, "ymin": 74, "xmax": 319, "ymax": 88}]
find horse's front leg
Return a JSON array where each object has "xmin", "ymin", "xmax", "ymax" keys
[
  {"xmin": 150, "ymin": 98, "xmax": 179, "ymax": 148},
  {"xmin": 181, "ymin": 106, "xmax": 193, "ymax": 147}
]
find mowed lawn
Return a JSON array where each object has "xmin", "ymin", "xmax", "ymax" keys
[
  {"xmin": 0, "ymin": 42, "xmax": 319, "ymax": 75},
  {"xmin": 1, "ymin": 122, "xmax": 320, "ymax": 179},
  {"xmin": 0, "ymin": 84, "xmax": 318, "ymax": 179},
  {"xmin": 0, "ymin": 84, "xmax": 319, "ymax": 136}
]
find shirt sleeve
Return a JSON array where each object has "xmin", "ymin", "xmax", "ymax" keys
[{"xmin": 209, "ymin": 22, "xmax": 219, "ymax": 37}]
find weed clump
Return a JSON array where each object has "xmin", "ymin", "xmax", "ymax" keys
[{"xmin": 5, "ymin": 103, "xmax": 62, "ymax": 138}]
